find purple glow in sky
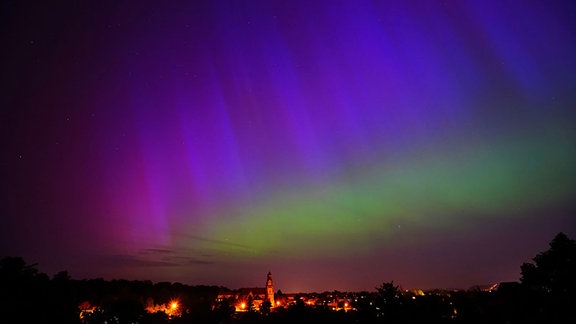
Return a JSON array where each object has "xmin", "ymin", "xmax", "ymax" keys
[{"xmin": 1, "ymin": 0, "xmax": 575, "ymax": 292}]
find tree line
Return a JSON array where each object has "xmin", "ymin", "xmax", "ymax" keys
[{"xmin": 1, "ymin": 232, "xmax": 574, "ymax": 323}]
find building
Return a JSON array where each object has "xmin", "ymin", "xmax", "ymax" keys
[
  {"xmin": 216, "ymin": 272, "xmax": 275, "ymax": 312},
  {"xmin": 265, "ymin": 272, "xmax": 274, "ymax": 306}
]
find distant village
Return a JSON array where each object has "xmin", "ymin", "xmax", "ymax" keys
[
  {"xmin": 213, "ymin": 271, "xmax": 479, "ymax": 314},
  {"xmin": 1, "ymin": 233, "xmax": 574, "ymax": 323}
]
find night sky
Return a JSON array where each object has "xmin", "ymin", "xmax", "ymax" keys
[{"xmin": 1, "ymin": 0, "xmax": 575, "ymax": 292}]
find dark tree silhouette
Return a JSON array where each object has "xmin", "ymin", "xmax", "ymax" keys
[
  {"xmin": 521, "ymin": 232, "xmax": 576, "ymax": 294},
  {"xmin": 49, "ymin": 270, "xmax": 79, "ymax": 323},
  {"xmin": 0, "ymin": 257, "xmax": 51, "ymax": 322},
  {"xmin": 376, "ymin": 281, "xmax": 401, "ymax": 303},
  {"xmin": 375, "ymin": 281, "xmax": 402, "ymax": 322},
  {"xmin": 246, "ymin": 295, "xmax": 256, "ymax": 312},
  {"xmin": 520, "ymin": 232, "xmax": 576, "ymax": 323},
  {"xmin": 213, "ymin": 298, "xmax": 235, "ymax": 323},
  {"xmin": 109, "ymin": 298, "xmax": 145, "ymax": 323},
  {"xmin": 260, "ymin": 300, "xmax": 271, "ymax": 316}
]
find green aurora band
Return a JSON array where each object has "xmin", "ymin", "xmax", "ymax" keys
[{"xmin": 191, "ymin": 127, "xmax": 575, "ymax": 259}]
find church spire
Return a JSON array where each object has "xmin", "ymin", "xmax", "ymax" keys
[{"xmin": 266, "ymin": 272, "xmax": 274, "ymax": 306}]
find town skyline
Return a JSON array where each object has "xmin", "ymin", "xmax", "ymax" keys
[{"xmin": 2, "ymin": 232, "xmax": 574, "ymax": 322}]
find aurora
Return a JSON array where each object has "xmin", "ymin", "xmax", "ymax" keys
[{"xmin": 1, "ymin": 0, "xmax": 575, "ymax": 292}]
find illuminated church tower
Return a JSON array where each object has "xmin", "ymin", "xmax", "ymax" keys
[{"xmin": 265, "ymin": 272, "xmax": 274, "ymax": 306}]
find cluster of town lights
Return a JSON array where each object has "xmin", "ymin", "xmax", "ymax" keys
[{"xmin": 144, "ymin": 299, "xmax": 181, "ymax": 317}]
